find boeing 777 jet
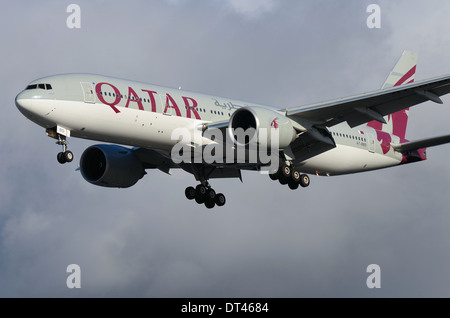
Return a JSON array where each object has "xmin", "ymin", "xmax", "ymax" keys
[{"xmin": 15, "ymin": 51, "xmax": 450, "ymax": 208}]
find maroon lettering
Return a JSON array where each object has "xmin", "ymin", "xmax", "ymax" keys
[
  {"xmin": 164, "ymin": 94, "xmax": 182, "ymax": 116},
  {"xmin": 182, "ymin": 96, "xmax": 201, "ymax": 120},
  {"xmin": 125, "ymin": 87, "xmax": 144, "ymax": 110},
  {"xmin": 141, "ymin": 89, "xmax": 158, "ymax": 112},
  {"xmin": 95, "ymin": 82, "xmax": 121, "ymax": 113}
]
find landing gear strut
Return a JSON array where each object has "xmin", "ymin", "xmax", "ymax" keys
[{"xmin": 185, "ymin": 182, "xmax": 226, "ymax": 209}]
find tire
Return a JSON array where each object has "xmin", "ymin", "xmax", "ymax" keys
[
  {"xmin": 204, "ymin": 198, "xmax": 215, "ymax": 209},
  {"xmin": 195, "ymin": 194, "xmax": 205, "ymax": 204},
  {"xmin": 269, "ymin": 166, "xmax": 280, "ymax": 180},
  {"xmin": 288, "ymin": 180, "xmax": 299, "ymax": 190},
  {"xmin": 206, "ymin": 188, "xmax": 216, "ymax": 200},
  {"xmin": 185, "ymin": 186, "xmax": 196, "ymax": 200},
  {"xmin": 196, "ymin": 184, "xmax": 207, "ymax": 196},
  {"xmin": 281, "ymin": 165, "xmax": 291, "ymax": 178},
  {"xmin": 215, "ymin": 193, "xmax": 226, "ymax": 206},
  {"xmin": 279, "ymin": 175, "xmax": 288, "ymax": 185},
  {"xmin": 269, "ymin": 171, "xmax": 279, "ymax": 180},
  {"xmin": 64, "ymin": 150, "xmax": 74, "ymax": 163},
  {"xmin": 291, "ymin": 170, "xmax": 301, "ymax": 183},
  {"xmin": 57, "ymin": 152, "xmax": 66, "ymax": 164},
  {"xmin": 300, "ymin": 174, "xmax": 310, "ymax": 187}
]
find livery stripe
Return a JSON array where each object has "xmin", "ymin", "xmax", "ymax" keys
[
  {"xmin": 394, "ymin": 65, "xmax": 416, "ymax": 86},
  {"xmin": 367, "ymin": 66, "xmax": 415, "ymax": 137}
]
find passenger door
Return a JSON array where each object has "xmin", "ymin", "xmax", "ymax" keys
[{"xmin": 80, "ymin": 82, "xmax": 95, "ymax": 103}]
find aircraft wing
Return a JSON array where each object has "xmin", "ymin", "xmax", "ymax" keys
[
  {"xmin": 133, "ymin": 147, "xmax": 176, "ymax": 174},
  {"xmin": 285, "ymin": 74, "xmax": 450, "ymax": 128},
  {"xmin": 132, "ymin": 147, "xmax": 243, "ymax": 180}
]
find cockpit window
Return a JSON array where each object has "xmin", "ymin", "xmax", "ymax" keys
[{"xmin": 26, "ymin": 83, "xmax": 53, "ymax": 90}]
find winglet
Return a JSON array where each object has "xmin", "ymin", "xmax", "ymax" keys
[{"xmin": 382, "ymin": 51, "xmax": 418, "ymax": 89}]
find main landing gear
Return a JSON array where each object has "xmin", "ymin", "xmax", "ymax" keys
[
  {"xmin": 185, "ymin": 182, "xmax": 226, "ymax": 209},
  {"xmin": 269, "ymin": 163, "xmax": 310, "ymax": 190},
  {"xmin": 56, "ymin": 134, "xmax": 73, "ymax": 164}
]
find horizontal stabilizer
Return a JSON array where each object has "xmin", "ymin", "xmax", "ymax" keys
[{"xmin": 392, "ymin": 135, "xmax": 450, "ymax": 152}]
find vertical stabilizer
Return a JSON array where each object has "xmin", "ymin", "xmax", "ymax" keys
[{"xmin": 367, "ymin": 51, "xmax": 418, "ymax": 139}]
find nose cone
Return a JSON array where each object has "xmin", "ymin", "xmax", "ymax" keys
[
  {"xmin": 15, "ymin": 90, "xmax": 34, "ymax": 115},
  {"xmin": 15, "ymin": 90, "xmax": 51, "ymax": 128}
]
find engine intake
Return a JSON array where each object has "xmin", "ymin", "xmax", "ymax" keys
[
  {"xmin": 228, "ymin": 106, "xmax": 297, "ymax": 149},
  {"xmin": 80, "ymin": 144, "xmax": 145, "ymax": 188}
]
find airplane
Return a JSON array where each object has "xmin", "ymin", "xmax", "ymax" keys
[{"xmin": 15, "ymin": 51, "xmax": 450, "ymax": 208}]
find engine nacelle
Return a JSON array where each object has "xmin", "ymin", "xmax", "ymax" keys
[
  {"xmin": 80, "ymin": 144, "xmax": 145, "ymax": 188},
  {"xmin": 228, "ymin": 106, "xmax": 297, "ymax": 149}
]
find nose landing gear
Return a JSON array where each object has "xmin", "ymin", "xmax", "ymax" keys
[
  {"xmin": 46, "ymin": 127, "xmax": 74, "ymax": 164},
  {"xmin": 56, "ymin": 134, "xmax": 73, "ymax": 164}
]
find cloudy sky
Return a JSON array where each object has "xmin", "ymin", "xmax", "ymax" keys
[{"xmin": 1, "ymin": 0, "xmax": 450, "ymax": 298}]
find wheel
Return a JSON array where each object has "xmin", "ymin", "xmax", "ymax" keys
[
  {"xmin": 195, "ymin": 194, "xmax": 205, "ymax": 204},
  {"xmin": 281, "ymin": 164, "xmax": 291, "ymax": 178},
  {"xmin": 278, "ymin": 175, "xmax": 288, "ymax": 185},
  {"xmin": 288, "ymin": 180, "xmax": 299, "ymax": 190},
  {"xmin": 57, "ymin": 152, "xmax": 66, "ymax": 164},
  {"xmin": 269, "ymin": 171, "xmax": 279, "ymax": 180},
  {"xmin": 215, "ymin": 193, "xmax": 226, "ymax": 206},
  {"xmin": 185, "ymin": 186, "xmax": 196, "ymax": 200},
  {"xmin": 269, "ymin": 166, "xmax": 280, "ymax": 180},
  {"xmin": 300, "ymin": 174, "xmax": 310, "ymax": 187},
  {"xmin": 206, "ymin": 188, "xmax": 216, "ymax": 200},
  {"xmin": 291, "ymin": 170, "xmax": 301, "ymax": 183},
  {"xmin": 196, "ymin": 184, "xmax": 207, "ymax": 196},
  {"xmin": 204, "ymin": 198, "xmax": 215, "ymax": 209},
  {"xmin": 64, "ymin": 150, "xmax": 74, "ymax": 163}
]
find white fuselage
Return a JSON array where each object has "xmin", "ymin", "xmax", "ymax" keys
[{"xmin": 15, "ymin": 73, "xmax": 409, "ymax": 176}]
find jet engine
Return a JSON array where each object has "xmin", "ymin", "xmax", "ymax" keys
[
  {"xmin": 228, "ymin": 106, "xmax": 297, "ymax": 149},
  {"xmin": 80, "ymin": 144, "xmax": 145, "ymax": 188}
]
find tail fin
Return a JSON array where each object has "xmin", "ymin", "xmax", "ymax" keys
[{"xmin": 367, "ymin": 51, "xmax": 418, "ymax": 139}]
